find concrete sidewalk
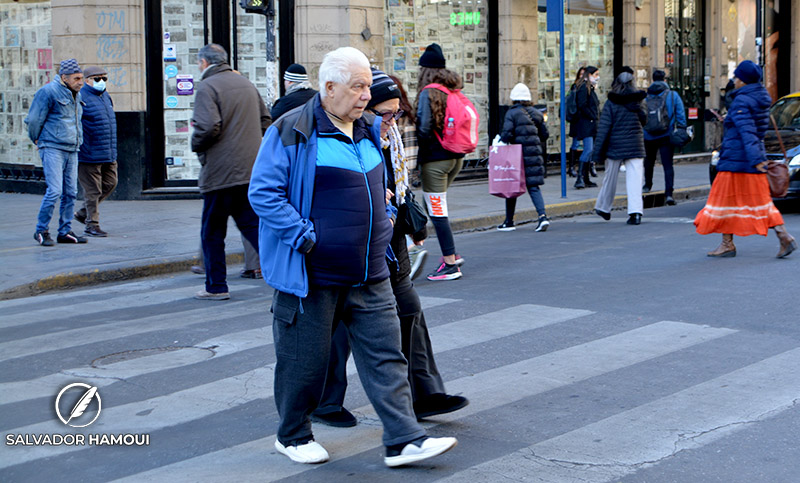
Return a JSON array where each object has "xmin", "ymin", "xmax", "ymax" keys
[{"xmin": 0, "ymin": 160, "xmax": 711, "ymax": 299}]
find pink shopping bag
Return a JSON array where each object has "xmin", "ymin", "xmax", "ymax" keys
[{"xmin": 488, "ymin": 144, "xmax": 526, "ymax": 198}]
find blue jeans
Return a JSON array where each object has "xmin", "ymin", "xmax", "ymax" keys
[
  {"xmin": 579, "ymin": 136, "xmax": 594, "ymax": 164},
  {"xmin": 504, "ymin": 185, "xmax": 547, "ymax": 222},
  {"xmin": 36, "ymin": 148, "xmax": 78, "ymax": 236}
]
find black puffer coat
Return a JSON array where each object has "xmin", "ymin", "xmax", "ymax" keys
[
  {"xmin": 384, "ymin": 147, "xmax": 427, "ymax": 281},
  {"xmin": 500, "ymin": 104, "xmax": 550, "ymax": 187},
  {"xmin": 592, "ymin": 87, "xmax": 647, "ymax": 162},
  {"xmin": 572, "ymin": 82, "xmax": 600, "ymax": 139}
]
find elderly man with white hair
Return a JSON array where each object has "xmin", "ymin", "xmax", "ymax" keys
[{"xmin": 248, "ymin": 47, "xmax": 457, "ymax": 467}]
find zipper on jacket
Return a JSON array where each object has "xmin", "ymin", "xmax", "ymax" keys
[{"xmin": 351, "ymin": 139, "xmax": 373, "ymax": 283}]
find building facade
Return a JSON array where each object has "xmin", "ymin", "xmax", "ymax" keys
[{"xmin": 1, "ymin": 0, "xmax": 798, "ymax": 198}]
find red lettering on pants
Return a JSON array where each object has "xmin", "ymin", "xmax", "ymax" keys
[{"xmin": 429, "ymin": 195, "xmax": 444, "ymax": 217}]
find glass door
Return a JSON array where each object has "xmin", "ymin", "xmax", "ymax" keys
[{"xmin": 161, "ymin": 0, "xmax": 211, "ymax": 182}]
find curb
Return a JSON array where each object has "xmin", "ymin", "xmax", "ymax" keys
[
  {"xmin": 0, "ymin": 185, "xmax": 710, "ymax": 301},
  {"xmin": 449, "ymin": 184, "xmax": 710, "ymax": 232}
]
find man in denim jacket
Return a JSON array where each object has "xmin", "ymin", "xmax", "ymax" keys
[{"xmin": 25, "ymin": 58, "xmax": 87, "ymax": 246}]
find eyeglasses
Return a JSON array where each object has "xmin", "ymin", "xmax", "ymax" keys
[
  {"xmin": 92, "ymin": 76, "xmax": 108, "ymax": 82},
  {"xmin": 370, "ymin": 109, "xmax": 404, "ymax": 122}
]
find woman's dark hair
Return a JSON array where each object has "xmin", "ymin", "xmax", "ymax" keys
[
  {"xmin": 513, "ymin": 100, "xmax": 533, "ymax": 107},
  {"xmin": 576, "ymin": 65, "xmax": 598, "ymax": 88},
  {"xmin": 388, "ymin": 74, "xmax": 415, "ymax": 123},
  {"xmin": 416, "ymin": 67, "xmax": 463, "ymax": 134},
  {"xmin": 611, "ymin": 72, "xmax": 635, "ymax": 95},
  {"xmin": 574, "ymin": 67, "xmax": 586, "ymax": 84}
]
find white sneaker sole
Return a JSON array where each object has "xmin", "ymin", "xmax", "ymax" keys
[
  {"xmin": 497, "ymin": 226, "xmax": 516, "ymax": 232},
  {"xmin": 384, "ymin": 437, "xmax": 458, "ymax": 467},
  {"xmin": 409, "ymin": 250, "xmax": 428, "ymax": 281},
  {"xmin": 535, "ymin": 222, "xmax": 550, "ymax": 232},
  {"xmin": 274, "ymin": 440, "xmax": 329, "ymax": 464}
]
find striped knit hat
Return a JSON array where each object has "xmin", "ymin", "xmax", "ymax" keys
[
  {"xmin": 283, "ymin": 63, "xmax": 308, "ymax": 83},
  {"xmin": 367, "ymin": 68, "xmax": 400, "ymax": 108},
  {"xmin": 59, "ymin": 58, "xmax": 82, "ymax": 75}
]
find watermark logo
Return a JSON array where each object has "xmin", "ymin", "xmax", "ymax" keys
[{"xmin": 55, "ymin": 383, "xmax": 102, "ymax": 428}]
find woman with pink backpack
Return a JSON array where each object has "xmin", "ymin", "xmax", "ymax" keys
[{"xmin": 415, "ymin": 43, "xmax": 479, "ymax": 281}]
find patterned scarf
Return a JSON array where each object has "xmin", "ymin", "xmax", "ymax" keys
[{"xmin": 381, "ymin": 123, "xmax": 408, "ymax": 205}]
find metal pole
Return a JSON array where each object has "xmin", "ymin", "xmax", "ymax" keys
[
  {"xmin": 559, "ymin": 0, "xmax": 567, "ymax": 198},
  {"xmin": 266, "ymin": 14, "xmax": 276, "ymax": 62}
]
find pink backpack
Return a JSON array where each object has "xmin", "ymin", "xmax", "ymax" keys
[{"xmin": 424, "ymin": 83, "xmax": 480, "ymax": 154}]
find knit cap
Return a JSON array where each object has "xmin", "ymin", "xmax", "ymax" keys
[
  {"xmin": 419, "ymin": 43, "xmax": 446, "ymax": 68},
  {"xmin": 284, "ymin": 63, "xmax": 308, "ymax": 83},
  {"xmin": 509, "ymin": 83, "xmax": 531, "ymax": 101},
  {"xmin": 59, "ymin": 58, "xmax": 82, "ymax": 75},
  {"xmin": 367, "ymin": 68, "xmax": 400, "ymax": 108},
  {"xmin": 733, "ymin": 60, "xmax": 762, "ymax": 84}
]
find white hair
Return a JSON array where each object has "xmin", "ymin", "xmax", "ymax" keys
[{"xmin": 318, "ymin": 47, "xmax": 371, "ymax": 99}]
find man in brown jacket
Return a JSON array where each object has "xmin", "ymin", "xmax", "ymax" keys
[{"xmin": 191, "ymin": 43, "xmax": 272, "ymax": 300}]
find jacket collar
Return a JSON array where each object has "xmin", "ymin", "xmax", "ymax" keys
[{"xmin": 201, "ymin": 63, "xmax": 233, "ymax": 80}]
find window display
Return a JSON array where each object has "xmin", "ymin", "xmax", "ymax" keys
[
  {"xmin": 0, "ymin": 1, "xmax": 52, "ymax": 168},
  {"xmin": 384, "ymin": 0, "xmax": 490, "ymax": 160},
  {"xmin": 537, "ymin": 5, "xmax": 614, "ymax": 154}
]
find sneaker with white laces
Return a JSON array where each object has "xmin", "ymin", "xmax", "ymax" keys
[
  {"xmin": 408, "ymin": 248, "xmax": 428, "ymax": 281},
  {"xmin": 497, "ymin": 221, "xmax": 516, "ymax": 231},
  {"xmin": 427, "ymin": 262, "xmax": 461, "ymax": 281},
  {"xmin": 194, "ymin": 290, "xmax": 230, "ymax": 301},
  {"xmin": 274, "ymin": 439, "xmax": 329, "ymax": 464},
  {"xmin": 384, "ymin": 436, "xmax": 458, "ymax": 467},
  {"xmin": 535, "ymin": 216, "xmax": 550, "ymax": 232}
]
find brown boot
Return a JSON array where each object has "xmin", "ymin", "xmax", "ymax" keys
[
  {"xmin": 774, "ymin": 225, "xmax": 798, "ymax": 258},
  {"xmin": 707, "ymin": 234, "xmax": 736, "ymax": 257}
]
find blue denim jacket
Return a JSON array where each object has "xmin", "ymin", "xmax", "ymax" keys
[{"xmin": 25, "ymin": 78, "xmax": 84, "ymax": 152}]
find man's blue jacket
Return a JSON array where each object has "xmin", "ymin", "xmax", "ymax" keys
[
  {"xmin": 248, "ymin": 95, "xmax": 393, "ymax": 298},
  {"xmin": 25, "ymin": 77, "xmax": 83, "ymax": 152},
  {"xmin": 78, "ymin": 84, "xmax": 117, "ymax": 163}
]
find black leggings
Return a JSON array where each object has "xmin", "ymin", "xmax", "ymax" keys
[{"xmin": 430, "ymin": 216, "xmax": 456, "ymax": 257}]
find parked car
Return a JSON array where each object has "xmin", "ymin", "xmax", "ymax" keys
[{"xmin": 710, "ymin": 91, "xmax": 800, "ymax": 199}]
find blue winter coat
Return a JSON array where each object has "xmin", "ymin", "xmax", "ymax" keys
[
  {"xmin": 78, "ymin": 84, "xmax": 117, "ymax": 163},
  {"xmin": 25, "ymin": 78, "xmax": 83, "ymax": 152},
  {"xmin": 717, "ymin": 83, "xmax": 774, "ymax": 174},
  {"xmin": 643, "ymin": 81, "xmax": 687, "ymax": 141},
  {"xmin": 248, "ymin": 95, "xmax": 392, "ymax": 298}
]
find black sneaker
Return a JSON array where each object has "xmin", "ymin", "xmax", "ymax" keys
[
  {"xmin": 310, "ymin": 408, "xmax": 357, "ymax": 427},
  {"xmin": 384, "ymin": 436, "xmax": 458, "ymax": 467},
  {"xmin": 535, "ymin": 216, "xmax": 550, "ymax": 232},
  {"xmin": 427, "ymin": 262, "xmax": 461, "ymax": 281},
  {"xmin": 74, "ymin": 212, "xmax": 86, "ymax": 224},
  {"xmin": 57, "ymin": 231, "xmax": 88, "ymax": 244},
  {"xmin": 414, "ymin": 394, "xmax": 469, "ymax": 420},
  {"xmin": 497, "ymin": 221, "xmax": 516, "ymax": 231},
  {"xmin": 34, "ymin": 231, "xmax": 55, "ymax": 247}
]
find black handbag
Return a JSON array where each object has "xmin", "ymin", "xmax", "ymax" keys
[{"xmin": 397, "ymin": 191, "xmax": 428, "ymax": 235}]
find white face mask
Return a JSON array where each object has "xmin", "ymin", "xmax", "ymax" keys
[
  {"xmin": 92, "ymin": 80, "xmax": 106, "ymax": 92},
  {"xmin": 590, "ymin": 76, "xmax": 599, "ymax": 85}
]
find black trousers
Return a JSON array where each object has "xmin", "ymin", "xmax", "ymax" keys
[
  {"xmin": 644, "ymin": 136, "xmax": 675, "ymax": 196},
  {"xmin": 201, "ymin": 184, "xmax": 260, "ymax": 294}
]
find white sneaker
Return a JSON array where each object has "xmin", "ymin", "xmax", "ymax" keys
[
  {"xmin": 274, "ymin": 439, "xmax": 329, "ymax": 464},
  {"xmin": 384, "ymin": 436, "xmax": 458, "ymax": 467},
  {"xmin": 535, "ymin": 217, "xmax": 550, "ymax": 232},
  {"xmin": 408, "ymin": 248, "xmax": 428, "ymax": 281},
  {"xmin": 194, "ymin": 290, "xmax": 230, "ymax": 301}
]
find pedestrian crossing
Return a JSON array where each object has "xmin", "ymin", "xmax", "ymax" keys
[{"xmin": 1, "ymin": 276, "xmax": 798, "ymax": 481}]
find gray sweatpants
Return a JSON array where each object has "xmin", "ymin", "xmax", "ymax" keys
[{"xmin": 271, "ymin": 279, "xmax": 426, "ymax": 447}]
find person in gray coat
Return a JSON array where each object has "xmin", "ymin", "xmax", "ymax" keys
[
  {"xmin": 593, "ymin": 72, "xmax": 647, "ymax": 225},
  {"xmin": 191, "ymin": 43, "xmax": 272, "ymax": 300}
]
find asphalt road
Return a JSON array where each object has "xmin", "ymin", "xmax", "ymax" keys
[{"xmin": 1, "ymin": 199, "xmax": 799, "ymax": 482}]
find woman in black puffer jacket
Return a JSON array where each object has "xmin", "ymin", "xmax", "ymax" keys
[
  {"xmin": 592, "ymin": 72, "xmax": 647, "ymax": 225},
  {"xmin": 497, "ymin": 83, "xmax": 551, "ymax": 232}
]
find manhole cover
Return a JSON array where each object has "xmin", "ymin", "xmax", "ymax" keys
[{"xmin": 91, "ymin": 346, "xmax": 215, "ymax": 367}]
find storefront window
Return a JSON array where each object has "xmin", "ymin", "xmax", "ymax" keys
[
  {"xmin": 0, "ymin": 1, "xmax": 52, "ymax": 168},
  {"xmin": 233, "ymin": 10, "xmax": 274, "ymax": 104},
  {"xmin": 537, "ymin": 1, "xmax": 614, "ymax": 154},
  {"xmin": 384, "ymin": 0, "xmax": 490, "ymax": 160}
]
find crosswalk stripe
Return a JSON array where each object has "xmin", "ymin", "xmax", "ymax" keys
[
  {"xmin": 440, "ymin": 346, "xmax": 800, "ymax": 483},
  {"xmin": 0, "ymin": 302, "xmax": 269, "ymax": 361},
  {"xmin": 108, "ymin": 321, "xmax": 734, "ymax": 481},
  {"xmin": 0, "ymin": 285, "xmax": 238, "ymax": 330},
  {"xmin": 0, "ymin": 297, "xmax": 459, "ymax": 404}
]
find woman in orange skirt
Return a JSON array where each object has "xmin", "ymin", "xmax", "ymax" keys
[{"xmin": 694, "ymin": 60, "xmax": 797, "ymax": 258}]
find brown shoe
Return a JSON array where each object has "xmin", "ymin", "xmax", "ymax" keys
[
  {"xmin": 777, "ymin": 234, "xmax": 797, "ymax": 259},
  {"xmin": 84, "ymin": 224, "xmax": 108, "ymax": 237},
  {"xmin": 708, "ymin": 234, "xmax": 736, "ymax": 257}
]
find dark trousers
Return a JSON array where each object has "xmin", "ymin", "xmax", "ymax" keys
[
  {"xmin": 271, "ymin": 280, "xmax": 425, "ymax": 447},
  {"xmin": 644, "ymin": 136, "xmax": 675, "ymax": 196},
  {"xmin": 77, "ymin": 161, "xmax": 118, "ymax": 226},
  {"xmin": 201, "ymin": 185, "xmax": 260, "ymax": 294},
  {"xmin": 316, "ymin": 274, "xmax": 446, "ymax": 412}
]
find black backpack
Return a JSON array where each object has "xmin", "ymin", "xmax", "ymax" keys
[
  {"xmin": 644, "ymin": 91, "xmax": 670, "ymax": 135},
  {"xmin": 565, "ymin": 86, "xmax": 578, "ymax": 122}
]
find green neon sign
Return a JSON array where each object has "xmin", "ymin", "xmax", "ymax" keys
[{"xmin": 450, "ymin": 11, "xmax": 481, "ymax": 26}]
